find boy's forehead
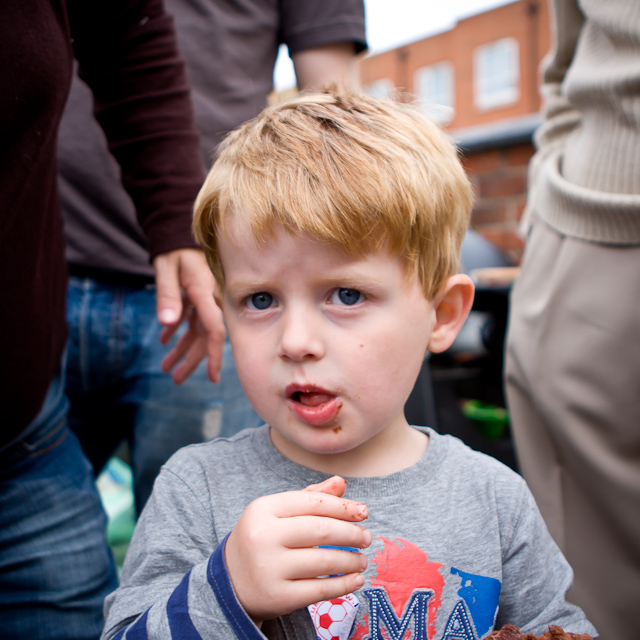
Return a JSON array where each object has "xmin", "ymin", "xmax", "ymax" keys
[
  {"xmin": 220, "ymin": 218, "xmax": 341, "ymax": 263},
  {"xmin": 220, "ymin": 209, "xmax": 380, "ymax": 258},
  {"xmin": 218, "ymin": 211, "xmax": 257, "ymax": 248},
  {"xmin": 219, "ymin": 216, "xmax": 424, "ymax": 294},
  {"xmin": 219, "ymin": 213, "xmax": 314, "ymax": 256}
]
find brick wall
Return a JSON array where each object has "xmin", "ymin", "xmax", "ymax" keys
[
  {"xmin": 358, "ymin": 0, "xmax": 550, "ymax": 130},
  {"xmin": 462, "ymin": 143, "xmax": 534, "ymax": 264},
  {"xmin": 358, "ymin": 0, "xmax": 551, "ymax": 263}
]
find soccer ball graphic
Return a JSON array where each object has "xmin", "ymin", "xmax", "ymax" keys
[{"xmin": 309, "ymin": 595, "xmax": 359, "ymax": 640}]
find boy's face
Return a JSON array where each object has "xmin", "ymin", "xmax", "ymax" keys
[{"xmin": 218, "ymin": 221, "xmax": 437, "ymax": 474}]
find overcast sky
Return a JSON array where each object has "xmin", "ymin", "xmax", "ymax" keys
[{"xmin": 274, "ymin": 0, "xmax": 516, "ymax": 90}]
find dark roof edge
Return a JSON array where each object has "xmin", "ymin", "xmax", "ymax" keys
[{"xmin": 450, "ymin": 112, "xmax": 542, "ymax": 154}]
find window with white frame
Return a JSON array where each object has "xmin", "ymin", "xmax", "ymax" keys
[
  {"xmin": 364, "ymin": 78, "xmax": 394, "ymax": 100},
  {"xmin": 474, "ymin": 38, "xmax": 519, "ymax": 110},
  {"xmin": 414, "ymin": 62, "xmax": 455, "ymax": 124}
]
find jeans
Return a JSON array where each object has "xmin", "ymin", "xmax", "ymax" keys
[
  {"xmin": 66, "ymin": 276, "xmax": 262, "ymax": 514},
  {"xmin": 0, "ymin": 366, "xmax": 118, "ymax": 640}
]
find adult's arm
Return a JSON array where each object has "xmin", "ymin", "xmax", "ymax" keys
[
  {"xmin": 529, "ymin": 0, "xmax": 585, "ymax": 178},
  {"xmin": 292, "ymin": 42, "xmax": 358, "ymax": 91},
  {"xmin": 67, "ymin": 0, "xmax": 223, "ymax": 382},
  {"xmin": 520, "ymin": 0, "xmax": 584, "ymax": 231},
  {"xmin": 281, "ymin": 0, "xmax": 366, "ymax": 91}
]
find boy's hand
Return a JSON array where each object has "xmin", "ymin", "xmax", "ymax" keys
[{"xmin": 224, "ymin": 477, "xmax": 371, "ymax": 625}]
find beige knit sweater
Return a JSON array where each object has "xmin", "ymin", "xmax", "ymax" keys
[{"xmin": 529, "ymin": 0, "xmax": 640, "ymax": 244}]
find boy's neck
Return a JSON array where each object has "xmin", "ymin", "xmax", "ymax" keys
[{"xmin": 269, "ymin": 421, "xmax": 429, "ymax": 478}]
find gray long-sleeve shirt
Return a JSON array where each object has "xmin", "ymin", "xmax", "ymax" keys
[{"xmin": 102, "ymin": 426, "xmax": 596, "ymax": 640}]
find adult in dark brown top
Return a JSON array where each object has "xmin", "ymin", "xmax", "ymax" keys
[
  {"xmin": 56, "ymin": 0, "xmax": 367, "ymax": 517},
  {"xmin": 0, "ymin": 1, "xmax": 220, "ymax": 638}
]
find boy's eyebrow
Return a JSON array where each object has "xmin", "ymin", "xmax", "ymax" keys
[
  {"xmin": 223, "ymin": 277, "xmax": 270, "ymax": 298},
  {"xmin": 318, "ymin": 271, "xmax": 390, "ymax": 291},
  {"xmin": 224, "ymin": 264, "xmax": 401, "ymax": 296}
]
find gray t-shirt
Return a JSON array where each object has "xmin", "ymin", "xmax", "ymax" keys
[
  {"xmin": 101, "ymin": 426, "xmax": 597, "ymax": 640},
  {"xmin": 58, "ymin": 0, "xmax": 366, "ymax": 277}
]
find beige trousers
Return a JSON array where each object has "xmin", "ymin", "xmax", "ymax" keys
[{"xmin": 505, "ymin": 221, "xmax": 640, "ymax": 640}]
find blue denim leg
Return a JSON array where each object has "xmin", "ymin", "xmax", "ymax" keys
[
  {"xmin": 0, "ymin": 368, "xmax": 118, "ymax": 640},
  {"xmin": 66, "ymin": 277, "xmax": 262, "ymax": 514}
]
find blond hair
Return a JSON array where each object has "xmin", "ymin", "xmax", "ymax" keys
[{"xmin": 193, "ymin": 90, "xmax": 472, "ymax": 299}]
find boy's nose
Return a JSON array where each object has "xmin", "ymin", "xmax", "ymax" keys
[{"xmin": 277, "ymin": 306, "xmax": 325, "ymax": 362}]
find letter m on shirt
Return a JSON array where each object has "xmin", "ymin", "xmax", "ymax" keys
[{"xmin": 363, "ymin": 587, "xmax": 434, "ymax": 640}]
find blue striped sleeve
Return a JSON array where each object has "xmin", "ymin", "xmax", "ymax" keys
[
  {"xmin": 112, "ymin": 610, "xmax": 150, "ymax": 640},
  {"xmin": 207, "ymin": 533, "xmax": 264, "ymax": 640},
  {"xmin": 167, "ymin": 569, "xmax": 203, "ymax": 639}
]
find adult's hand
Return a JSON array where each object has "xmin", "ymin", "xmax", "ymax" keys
[{"xmin": 152, "ymin": 248, "xmax": 225, "ymax": 384}]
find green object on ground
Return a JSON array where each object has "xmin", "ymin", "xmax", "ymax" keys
[
  {"xmin": 97, "ymin": 457, "xmax": 136, "ymax": 572},
  {"xmin": 462, "ymin": 400, "xmax": 509, "ymax": 440}
]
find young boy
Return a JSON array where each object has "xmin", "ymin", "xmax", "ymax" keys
[{"xmin": 101, "ymin": 91, "xmax": 597, "ymax": 640}]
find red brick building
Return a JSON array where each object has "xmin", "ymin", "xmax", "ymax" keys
[{"xmin": 358, "ymin": 0, "xmax": 551, "ymax": 262}]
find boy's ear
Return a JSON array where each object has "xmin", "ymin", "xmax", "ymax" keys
[{"xmin": 428, "ymin": 274, "xmax": 475, "ymax": 354}]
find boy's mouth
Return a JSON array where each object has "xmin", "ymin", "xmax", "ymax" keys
[
  {"xmin": 285, "ymin": 384, "xmax": 343, "ymax": 425},
  {"xmin": 292, "ymin": 391, "xmax": 334, "ymax": 406}
]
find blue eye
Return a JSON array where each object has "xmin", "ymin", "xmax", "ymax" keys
[
  {"xmin": 246, "ymin": 292, "xmax": 274, "ymax": 310},
  {"xmin": 330, "ymin": 288, "xmax": 364, "ymax": 306}
]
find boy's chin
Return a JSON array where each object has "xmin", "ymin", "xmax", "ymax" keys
[{"xmin": 270, "ymin": 426, "xmax": 363, "ymax": 462}]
